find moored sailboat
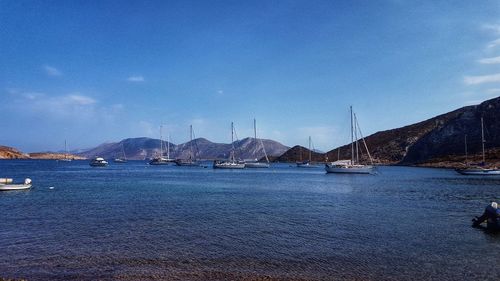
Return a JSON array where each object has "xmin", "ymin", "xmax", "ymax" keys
[
  {"xmin": 149, "ymin": 125, "xmax": 174, "ymax": 165},
  {"xmin": 245, "ymin": 119, "xmax": 270, "ymax": 168},
  {"xmin": 456, "ymin": 117, "xmax": 500, "ymax": 175},
  {"xmin": 325, "ymin": 106, "xmax": 374, "ymax": 174},
  {"xmin": 214, "ymin": 122, "xmax": 245, "ymax": 169},
  {"xmin": 114, "ymin": 142, "xmax": 127, "ymax": 163},
  {"xmin": 296, "ymin": 136, "xmax": 316, "ymax": 168},
  {"xmin": 59, "ymin": 140, "xmax": 72, "ymax": 162},
  {"xmin": 175, "ymin": 125, "xmax": 200, "ymax": 166}
]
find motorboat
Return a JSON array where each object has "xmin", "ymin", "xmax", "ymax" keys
[
  {"xmin": 0, "ymin": 178, "xmax": 32, "ymax": 191},
  {"xmin": 89, "ymin": 157, "xmax": 108, "ymax": 167}
]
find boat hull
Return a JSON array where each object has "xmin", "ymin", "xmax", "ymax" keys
[
  {"xmin": 213, "ymin": 162, "xmax": 245, "ymax": 169},
  {"xmin": 456, "ymin": 168, "xmax": 500, "ymax": 175},
  {"xmin": 175, "ymin": 160, "xmax": 200, "ymax": 166},
  {"xmin": 245, "ymin": 162, "xmax": 270, "ymax": 168},
  {"xmin": 325, "ymin": 164, "xmax": 374, "ymax": 174},
  {"xmin": 0, "ymin": 184, "xmax": 32, "ymax": 191}
]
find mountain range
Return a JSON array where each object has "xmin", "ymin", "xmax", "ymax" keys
[{"xmin": 77, "ymin": 137, "xmax": 290, "ymax": 160}]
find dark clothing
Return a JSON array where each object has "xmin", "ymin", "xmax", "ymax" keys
[{"xmin": 473, "ymin": 205, "xmax": 500, "ymax": 230}]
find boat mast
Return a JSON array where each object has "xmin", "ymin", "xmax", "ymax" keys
[
  {"xmin": 308, "ymin": 136, "xmax": 312, "ymax": 162},
  {"xmin": 464, "ymin": 134, "xmax": 468, "ymax": 165},
  {"xmin": 354, "ymin": 113, "xmax": 359, "ymax": 164},
  {"xmin": 231, "ymin": 122, "xmax": 235, "ymax": 162},
  {"xmin": 254, "ymin": 118, "xmax": 257, "ymax": 160},
  {"xmin": 159, "ymin": 125, "xmax": 163, "ymax": 158},
  {"xmin": 167, "ymin": 134, "xmax": 170, "ymax": 159},
  {"xmin": 481, "ymin": 117, "xmax": 485, "ymax": 164},
  {"xmin": 64, "ymin": 139, "xmax": 67, "ymax": 160},
  {"xmin": 189, "ymin": 124, "xmax": 193, "ymax": 160},
  {"xmin": 350, "ymin": 106, "xmax": 354, "ymax": 165}
]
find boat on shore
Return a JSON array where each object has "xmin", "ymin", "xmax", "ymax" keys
[
  {"xmin": 89, "ymin": 157, "xmax": 108, "ymax": 167},
  {"xmin": 456, "ymin": 117, "xmax": 500, "ymax": 175},
  {"xmin": 245, "ymin": 119, "xmax": 270, "ymax": 168},
  {"xmin": 214, "ymin": 122, "xmax": 246, "ymax": 169},
  {"xmin": 325, "ymin": 106, "xmax": 374, "ymax": 174},
  {"xmin": 0, "ymin": 178, "xmax": 32, "ymax": 191}
]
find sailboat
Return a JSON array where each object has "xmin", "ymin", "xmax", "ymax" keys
[
  {"xmin": 245, "ymin": 119, "xmax": 270, "ymax": 168},
  {"xmin": 59, "ymin": 140, "xmax": 72, "ymax": 162},
  {"xmin": 113, "ymin": 141, "xmax": 127, "ymax": 163},
  {"xmin": 149, "ymin": 125, "xmax": 173, "ymax": 165},
  {"xmin": 213, "ymin": 122, "xmax": 245, "ymax": 169},
  {"xmin": 325, "ymin": 106, "xmax": 374, "ymax": 174},
  {"xmin": 175, "ymin": 125, "xmax": 200, "ymax": 166},
  {"xmin": 296, "ymin": 136, "xmax": 316, "ymax": 168},
  {"xmin": 456, "ymin": 117, "xmax": 500, "ymax": 175}
]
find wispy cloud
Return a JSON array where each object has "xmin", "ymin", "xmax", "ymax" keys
[
  {"xmin": 487, "ymin": 38, "xmax": 500, "ymax": 49},
  {"xmin": 43, "ymin": 65, "xmax": 62, "ymax": 76},
  {"xmin": 464, "ymin": 73, "xmax": 500, "ymax": 85},
  {"xmin": 478, "ymin": 56, "xmax": 500, "ymax": 64},
  {"xmin": 127, "ymin": 75, "xmax": 145, "ymax": 82},
  {"xmin": 482, "ymin": 24, "xmax": 500, "ymax": 35}
]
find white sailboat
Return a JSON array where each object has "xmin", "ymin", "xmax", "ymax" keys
[
  {"xmin": 325, "ymin": 106, "xmax": 374, "ymax": 174},
  {"xmin": 149, "ymin": 125, "xmax": 173, "ymax": 165},
  {"xmin": 213, "ymin": 122, "xmax": 245, "ymax": 169},
  {"xmin": 114, "ymin": 142, "xmax": 127, "ymax": 163},
  {"xmin": 59, "ymin": 140, "xmax": 72, "ymax": 162},
  {"xmin": 296, "ymin": 136, "xmax": 316, "ymax": 168},
  {"xmin": 175, "ymin": 125, "xmax": 200, "ymax": 166},
  {"xmin": 456, "ymin": 117, "xmax": 500, "ymax": 175},
  {"xmin": 245, "ymin": 119, "xmax": 270, "ymax": 168}
]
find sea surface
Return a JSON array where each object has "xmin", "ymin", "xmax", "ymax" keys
[{"xmin": 0, "ymin": 160, "xmax": 499, "ymax": 280}]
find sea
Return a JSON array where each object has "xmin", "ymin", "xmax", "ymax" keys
[{"xmin": 0, "ymin": 160, "xmax": 499, "ymax": 280}]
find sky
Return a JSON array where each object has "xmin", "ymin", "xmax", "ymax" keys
[{"xmin": 1, "ymin": 0, "xmax": 500, "ymax": 152}]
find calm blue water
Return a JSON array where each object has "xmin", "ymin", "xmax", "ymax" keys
[{"xmin": 0, "ymin": 160, "xmax": 499, "ymax": 280}]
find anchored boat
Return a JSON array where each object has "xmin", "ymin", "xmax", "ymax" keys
[
  {"xmin": 0, "ymin": 178, "xmax": 32, "ymax": 191},
  {"xmin": 214, "ymin": 122, "xmax": 245, "ymax": 169},
  {"xmin": 245, "ymin": 119, "xmax": 270, "ymax": 168},
  {"xmin": 89, "ymin": 157, "xmax": 108, "ymax": 167},
  {"xmin": 325, "ymin": 106, "xmax": 374, "ymax": 174}
]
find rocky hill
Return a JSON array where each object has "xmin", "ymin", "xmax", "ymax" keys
[
  {"xmin": 78, "ymin": 137, "xmax": 289, "ymax": 160},
  {"xmin": 271, "ymin": 145, "xmax": 325, "ymax": 163},
  {"xmin": 0, "ymin": 146, "xmax": 29, "ymax": 159}
]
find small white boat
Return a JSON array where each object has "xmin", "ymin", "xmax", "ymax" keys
[
  {"xmin": 456, "ymin": 167, "xmax": 500, "ymax": 175},
  {"xmin": 89, "ymin": 157, "xmax": 108, "ymax": 167},
  {"xmin": 114, "ymin": 142, "xmax": 127, "ymax": 163},
  {"xmin": 0, "ymin": 178, "xmax": 32, "ymax": 191},
  {"xmin": 213, "ymin": 160, "xmax": 246, "ymax": 169}
]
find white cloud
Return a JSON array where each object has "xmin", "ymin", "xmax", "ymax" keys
[
  {"xmin": 464, "ymin": 73, "xmax": 500, "ymax": 85},
  {"xmin": 43, "ymin": 65, "xmax": 62, "ymax": 76},
  {"xmin": 482, "ymin": 24, "xmax": 500, "ymax": 35},
  {"xmin": 487, "ymin": 38, "xmax": 500, "ymax": 49},
  {"xmin": 478, "ymin": 56, "xmax": 500, "ymax": 64},
  {"xmin": 65, "ymin": 94, "xmax": 96, "ymax": 105},
  {"xmin": 127, "ymin": 76, "xmax": 145, "ymax": 82}
]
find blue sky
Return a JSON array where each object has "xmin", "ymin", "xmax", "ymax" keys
[{"xmin": 1, "ymin": 0, "xmax": 500, "ymax": 152}]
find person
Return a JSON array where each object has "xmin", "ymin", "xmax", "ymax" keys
[{"xmin": 472, "ymin": 202, "xmax": 500, "ymax": 230}]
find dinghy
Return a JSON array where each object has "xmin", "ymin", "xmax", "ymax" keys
[{"xmin": 0, "ymin": 178, "xmax": 32, "ymax": 191}]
